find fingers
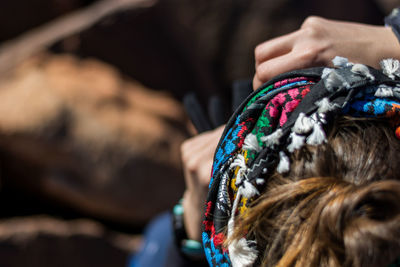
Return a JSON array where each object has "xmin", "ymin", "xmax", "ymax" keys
[
  {"xmin": 182, "ymin": 189, "xmax": 204, "ymax": 241},
  {"xmin": 254, "ymin": 31, "xmax": 298, "ymax": 67},
  {"xmin": 253, "ymin": 75, "xmax": 263, "ymax": 91},
  {"xmin": 181, "ymin": 126, "xmax": 223, "ymax": 165},
  {"xmin": 253, "ymin": 30, "xmax": 309, "ymax": 90},
  {"xmin": 253, "ymin": 16, "xmax": 330, "ymax": 89},
  {"xmin": 254, "ymin": 50, "xmax": 317, "ymax": 88},
  {"xmin": 181, "ymin": 126, "xmax": 225, "ymax": 188},
  {"xmin": 183, "ymin": 141, "xmax": 214, "ymax": 181},
  {"xmin": 180, "ymin": 126, "xmax": 226, "ymax": 241}
]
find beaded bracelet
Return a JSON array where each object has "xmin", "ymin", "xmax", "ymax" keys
[{"xmin": 172, "ymin": 199, "xmax": 204, "ymax": 260}]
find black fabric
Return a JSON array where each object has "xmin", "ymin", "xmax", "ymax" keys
[
  {"xmin": 183, "ymin": 92, "xmax": 213, "ymax": 133},
  {"xmin": 164, "ymin": 238, "xmax": 208, "ymax": 267},
  {"xmin": 183, "ymin": 80, "xmax": 253, "ymax": 133},
  {"xmin": 232, "ymin": 79, "xmax": 253, "ymax": 112},
  {"xmin": 385, "ymin": 7, "xmax": 400, "ymax": 43},
  {"xmin": 208, "ymin": 95, "xmax": 228, "ymax": 128}
]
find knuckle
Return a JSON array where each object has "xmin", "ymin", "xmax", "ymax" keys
[
  {"xmin": 297, "ymin": 47, "xmax": 318, "ymax": 63},
  {"xmin": 186, "ymin": 163, "xmax": 197, "ymax": 173},
  {"xmin": 321, "ymin": 51, "xmax": 335, "ymax": 65},
  {"xmin": 253, "ymin": 76, "xmax": 262, "ymax": 90},
  {"xmin": 296, "ymin": 44, "xmax": 327, "ymax": 66},
  {"xmin": 301, "ymin": 16, "xmax": 323, "ymax": 29},
  {"xmin": 255, "ymin": 63, "xmax": 270, "ymax": 83},
  {"xmin": 199, "ymin": 169, "xmax": 212, "ymax": 186},
  {"xmin": 180, "ymin": 139, "xmax": 192, "ymax": 159},
  {"xmin": 184, "ymin": 157, "xmax": 199, "ymax": 172},
  {"xmin": 254, "ymin": 43, "xmax": 264, "ymax": 59},
  {"xmin": 180, "ymin": 140, "xmax": 188, "ymax": 154}
]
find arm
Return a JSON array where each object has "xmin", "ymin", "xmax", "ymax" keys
[{"xmin": 253, "ymin": 16, "xmax": 400, "ymax": 89}]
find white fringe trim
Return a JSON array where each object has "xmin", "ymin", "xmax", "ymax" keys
[
  {"xmin": 256, "ymin": 178, "xmax": 265, "ymax": 185},
  {"xmin": 351, "ymin": 63, "xmax": 375, "ymax": 81},
  {"xmin": 227, "ymin": 191, "xmax": 241, "ymax": 238},
  {"xmin": 277, "ymin": 151, "xmax": 290, "ymax": 173},
  {"xmin": 293, "ymin": 112, "xmax": 314, "ymax": 134},
  {"xmin": 332, "ymin": 56, "xmax": 350, "ymax": 68},
  {"xmin": 260, "ymin": 129, "xmax": 283, "ymax": 147},
  {"xmin": 375, "ymin": 84, "xmax": 394, "ymax": 98},
  {"xmin": 380, "ymin": 58, "xmax": 400, "ymax": 80},
  {"xmin": 241, "ymin": 180, "xmax": 259, "ymax": 199},
  {"xmin": 243, "ymin": 133, "xmax": 262, "ymax": 152},
  {"xmin": 324, "ymin": 70, "xmax": 350, "ymax": 91},
  {"xmin": 316, "ymin": 98, "xmax": 338, "ymax": 113},
  {"xmin": 227, "ymin": 188, "xmax": 258, "ymax": 267},
  {"xmin": 230, "ymin": 154, "xmax": 248, "ymax": 185},
  {"xmin": 306, "ymin": 122, "xmax": 326, "ymax": 145},
  {"xmin": 228, "ymin": 238, "xmax": 258, "ymax": 267},
  {"xmin": 287, "ymin": 132, "xmax": 305, "ymax": 152},
  {"xmin": 321, "ymin": 67, "xmax": 334, "ymax": 79}
]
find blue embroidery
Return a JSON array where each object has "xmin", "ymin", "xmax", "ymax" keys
[
  {"xmin": 278, "ymin": 80, "xmax": 309, "ymax": 90},
  {"xmin": 211, "ymin": 116, "xmax": 242, "ymax": 184},
  {"xmin": 204, "ymin": 246, "xmax": 213, "ymax": 266},
  {"xmin": 202, "ymin": 232, "xmax": 210, "ymax": 243}
]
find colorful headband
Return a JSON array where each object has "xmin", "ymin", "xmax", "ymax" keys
[{"xmin": 202, "ymin": 57, "xmax": 400, "ymax": 266}]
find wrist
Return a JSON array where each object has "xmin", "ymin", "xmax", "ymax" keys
[
  {"xmin": 182, "ymin": 191, "xmax": 202, "ymax": 241},
  {"xmin": 172, "ymin": 198, "xmax": 204, "ymax": 260}
]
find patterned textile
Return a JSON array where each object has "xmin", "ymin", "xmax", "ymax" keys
[{"xmin": 202, "ymin": 57, "xmax": 400, "ymax": 266}]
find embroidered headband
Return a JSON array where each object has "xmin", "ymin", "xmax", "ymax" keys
[{"xmin": 202, "ymin": 57, "xmax": 400, "ymax": 266}]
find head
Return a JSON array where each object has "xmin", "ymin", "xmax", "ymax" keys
[
  {"xmin": 203, "ymin": 59, "xmax": 400, "ymax": 267},
  {"xmin": 231, "ymin": 117, "xmax": 400, "ymax": 267}
]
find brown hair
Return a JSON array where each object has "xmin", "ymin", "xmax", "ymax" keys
[{"xmin": 230, "ymin": 117, "xmax": 400, "ymax": 267}]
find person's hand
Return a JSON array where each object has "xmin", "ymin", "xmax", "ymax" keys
[
  {"xmin": 180, "ymin": 125, "xmax": 225, "ymax": 241},
  {"xmin": 253, "ymin": 16, "xmax": 400, "ymax": 89}
]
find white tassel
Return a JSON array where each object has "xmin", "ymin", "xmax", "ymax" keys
[
  {"xmin": 393, "ymin": 87, "xmax": 400, "ymax": 96},
  {"xmin": 332, "ymin": 56, "xmax": 349, "ymax": 67},
  {"xmin": 321, "ymin": 67, "xmax": 333, "ymax": 79},
  {"xmin": 375, "ymin": 85, "xmax": 394, "ymax": 98},
  {"xmin": 287, "ymin": 132, "xmax": 305, "ymax": 152},
  {"xmin": 241, "ymin": 180, "xmax": 259, "ymax": 199},
  {"xmin": 310, "ymin": 112, "xmax": 319, "ymax": 122},
  {"xmin": 227, "ymin": 191, "xmax": 241, "ymax": 248},
  {"xmin": 306, "ymin": 123, "xmax": 327, "ymax": 145},
  {"xmin": 260, "ymin": 129, "xmax": 283, "ymax": 147},
  {"xmin": 316, "ymin": 98, "xmax": 338, "ymax": 113},
  {"xmin": 277, "ymin": 151, "xmax": 290, "ymax": 173},
  {"xmin": 324, "ymin": 70, "xmax": 350, "ymax": 91},
  {"xmin": 243, "ymin": 133, "xmax": 262, "ymax": 152},
  {"xmin": 228, "ymin": 238, "xmax": 258, "ymax": 267},
  {"xmin": 227, "ymin": 191, "xmax": 258, "ymax": 267},
  {"xmin": 256, "ymin": 178, "xmax": 265, "ymax": 185},
  {"xmin": 351, "ymin": 63, "xmax": 375, "ymax": 81},
  {"xmin": 317, "ymin": 112, "xmax": 327, "ymax": 124},
  {"xmin": 310, "ymin": 112, "xmax": 327, "ymax": 125},
  {"xmin": 231, "ymin": 154, "xmax": 248, "ymax": 185},
  {"xmin": 380, "ymin": 58, "xmax": 400, "ymax": 80},
  {"xmin": 293, "ymin": 112, "xmax": 314, "ymax": 134}
]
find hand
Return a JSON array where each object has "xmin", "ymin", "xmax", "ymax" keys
[
  {"xmin": 180, "ymin": 125, "xmax": 225, "ymax": 241},
  {"xmin": 253, "ymin": 16, "xmax": 400, "ymax": 89}
]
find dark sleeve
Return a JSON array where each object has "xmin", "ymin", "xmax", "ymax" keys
[
  {"xmin": 385, "ymin": 8, "xmax": 400, "ymax": 43},
  {"xmin": 164, "ymin": 243, "xmax": 208, "ymax": 267}
]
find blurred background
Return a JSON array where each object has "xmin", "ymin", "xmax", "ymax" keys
[{"xmin": 0, "ymin": 0, "xmax": 397, "ymax": 266}]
